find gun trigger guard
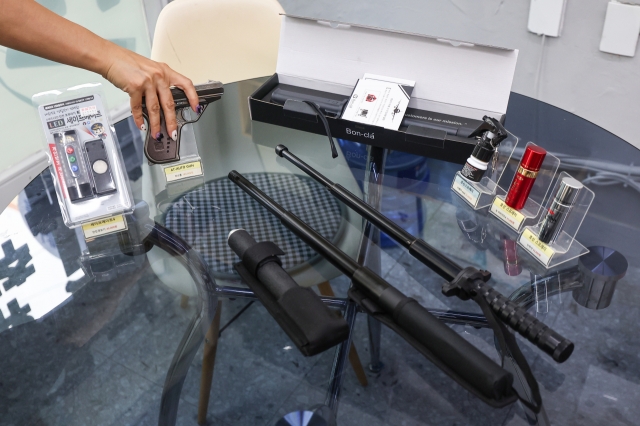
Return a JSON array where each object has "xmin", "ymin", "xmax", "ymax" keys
[
  {"xmin": 179, "ymin": 104, "xmax": 208, "ymax": 125},
  {"xmin": 442, "ymin": 267, "xmax": 491, "ymax": 300}
]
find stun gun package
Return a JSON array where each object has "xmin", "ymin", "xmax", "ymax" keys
[{"xmin": 33, "ymin": 83, "xmax": 133, "ymax": 228}]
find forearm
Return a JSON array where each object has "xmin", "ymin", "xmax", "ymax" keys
[
  {"xmin": 0, "ymin": 0, "xmax": 118, "ymax": 77},
  {"xmin": 0, "ymin": 0, "xmax": 200, "ymax": 138}
]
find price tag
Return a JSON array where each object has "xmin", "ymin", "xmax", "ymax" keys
[
  {"xmin": 80, "ymin": 105, "xmax": 98, "ymax": 116},
  {"xmin": 519, "ymin": 228, "xmax": 555, "ymax": 266},
  {"xmin": 82, "ymin": 214, "xmax": 127, "ymax": 239},
  {"xmin": 164, "ymin": 161, "xmax": 203, "ymax": 183},
  {"xmin": 452, "ymin": 173, "xmax": 481, "ymax": 207},
  {"xmin": 490, "ymin": 197, "xmax": 526, "ymax": 230}
]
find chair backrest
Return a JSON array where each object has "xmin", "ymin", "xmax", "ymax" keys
[{"xmin": 151, "ymin": 0, "xmax": 284, "ymax": 84}]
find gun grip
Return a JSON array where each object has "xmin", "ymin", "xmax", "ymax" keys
[{"xmin": 143, "ymin": 110, "xmax": 181, "ymax": 164}]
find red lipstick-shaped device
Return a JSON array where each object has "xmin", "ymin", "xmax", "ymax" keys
[{"xmin": 504, "ymin": 144, "xmax": 547, "ymax": 210}]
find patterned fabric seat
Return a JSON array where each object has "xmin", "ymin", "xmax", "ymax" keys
[{"xmin": 164, "ymin": 173, "xmax": 345, "ymax": 277}]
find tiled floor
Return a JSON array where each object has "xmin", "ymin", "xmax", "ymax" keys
[{"xmin": 3, "ymin": 246, "xmax": 639, "ymax": 426}]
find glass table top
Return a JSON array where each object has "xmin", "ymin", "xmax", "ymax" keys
[{"xmin": 1, "ymin": 77, "xmax": 639, "ymax": 426}]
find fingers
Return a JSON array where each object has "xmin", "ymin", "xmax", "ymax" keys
[
  {"xmin": 129, "ymin": 90, "xmax": 146, "ymax": 132},
  {"xmin": 119, "ymin": 57, "xmax": 200, "ymax": 141},
  {"xmin": 144, "ymin": 90, "xmax": 162, "ymax": 140},
  {"xmin": 172, "ymin": 73, "xmax": 200, "ymax": 113},
  {"xmin": 158, "ymin": 85, "xmax": 178, "ymax": 141}
]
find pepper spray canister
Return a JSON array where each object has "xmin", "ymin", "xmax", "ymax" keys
[
  {"xmin": 460, "ymin": 142, "xmax": 496, "ymax": 182},
  {"xmin": 459, "ymin": 116, "xmax": 508, "ymax": 182},
  {"xmin": 504, "ymin": 145, "xmax": 547, "ymax": 210},
  {"xmin": 538, "ymin": 177, "xmax": 583, "ymax": 244}
]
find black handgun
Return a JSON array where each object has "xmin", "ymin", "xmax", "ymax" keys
[{"xmin": 142, "ymin": 80, "xmax": 223, "ymax": 164}]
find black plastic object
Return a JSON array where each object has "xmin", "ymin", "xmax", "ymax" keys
[
  {"xmin": 574, "ymin": 246, "xmax": 628, "ymax": 310},
  {"xmin": 84, "ymin": 139, "xmax": 117, "ymax": 195},
  {"xmin": 229, "ymin": 230, "xmax": 349, "ymax": 356},
  {"xmin": 281, "ymin": 99, "xmax": 339, "ymax": 159},
  {"xmin": 228, "ymin": 229, "xmax": 295, "ymax": 297},
  {"xmin": 272, "ymin": 84, "xmax": 348, "ymax": 117},
  {"xmin": 276, "ymin": 144, "xmax": 574, "ymax": 364},
  {"xmin": 444, "ymin": 267, "xmax": 574, "ymax": 363},
  {"xmin": 467, "ymin": 116, "xmax": 508, "ymax": 150},
  {"xmin": 228, "ymin": 170, "xmax": 517, "ymax": 407}
]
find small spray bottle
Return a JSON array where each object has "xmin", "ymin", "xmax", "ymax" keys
[{"xmin": 460, "ymin": 116, "xmax": 508, "ymax": 182}]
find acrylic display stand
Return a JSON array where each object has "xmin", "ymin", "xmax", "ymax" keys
[
  {"xmin": 518, "ymin": 172, "xmax": 595, "ymax": 268},
  {"xmin": 451, "ymin": 131, "xmax": 518, "ymax": 209},
  {"xmin": 489, "ymin": 142, "xmax": 560, "ymax": 232}
]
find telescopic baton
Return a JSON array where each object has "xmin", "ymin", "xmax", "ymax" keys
[
  {"xmin": 275, "ymin": 144, "xmax": 574, "ymax": 363},
  {"xmin": 228, "ymin": 170, "xmax": 516, "ymax": 406}
]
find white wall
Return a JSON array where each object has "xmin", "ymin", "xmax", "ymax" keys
[
  {"xmin": 278, "ymin": 0, "xmax": 640, "ymax": 149},
  {"xmin": 0, "ymin": 0, "xmax": 152, "ymax": 172}
]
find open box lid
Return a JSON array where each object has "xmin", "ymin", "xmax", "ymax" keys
[{"xmin": 276, "ymin": 15, "xmax": 519, "ymax": 119}]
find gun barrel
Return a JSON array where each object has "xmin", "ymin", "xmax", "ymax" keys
[{"xmin": 143, "ymin": 81, "xmax": 224, "ymax": 107}]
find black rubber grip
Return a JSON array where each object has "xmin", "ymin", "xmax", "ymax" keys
[
  {"xmin": 351, "ymin": 263, "xmax": 514, "ymax": 402},
  {"xmin": 393, "ymin": 295, "xmax": 513, "ymax": 401},
  {"xmin": 229, "ymin": 229, "xmax": 298, "ymax": 299},
  {"xmin": 477, "ymin": 280, "xmax": 574, "ymax": 363},
  {"xmin": 234, "ymin": 262, "xmax": 349, "ymax": 356},
  {"xmin": 365, "ymin": 277, "xmax": 513, "ymax": 402}
]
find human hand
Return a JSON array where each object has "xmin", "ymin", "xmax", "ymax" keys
[{"xmin": 103, "ymin": 47, "xmax": 199, "ymax": 141}]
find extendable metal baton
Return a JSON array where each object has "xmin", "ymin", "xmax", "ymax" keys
[
  {"xmin": 275, "ymin": 144, "xmax": 574, "ymax": 363},
  {"xmin": 228, "ymin": 170, "xmax": 516, "ymax": 405}
]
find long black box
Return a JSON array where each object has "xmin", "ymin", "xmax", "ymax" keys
[{"xmin": 249, "ymin": 74, "xmax": 490, "ymax": 164}]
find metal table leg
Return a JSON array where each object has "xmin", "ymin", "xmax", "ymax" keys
[
  {"xmin": 362, "ymin": 147, "xmax": 387, "ymax": 372},
  {"xmin": 324, "ymin": 146, "xmax": 388, "ymax": 422}
]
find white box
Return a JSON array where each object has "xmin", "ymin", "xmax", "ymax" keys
[
  {"xmin": 600, "ymin": 1, "xmax": 640, "ymax": 57},
  {"xmin": 276, "ymin": 15, "xmax": 518, "ymax": 120},
  {"xmin": 249, "ymin": 15, "xmax": 519, "ymax": 163}
]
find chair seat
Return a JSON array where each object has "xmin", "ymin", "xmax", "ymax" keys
[{"xmin": 163, "ymin": 172, "xmax": 345, "ymax": 277}]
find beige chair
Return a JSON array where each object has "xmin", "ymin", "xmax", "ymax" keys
[
  {"xmin": 151, "ymin": 0, "xmax": 283, "ymax": 85},
  {"xmin": 147, "ymin": 1, "xmax": 368, "ymax": 424}
]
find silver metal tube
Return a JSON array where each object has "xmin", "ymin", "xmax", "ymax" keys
[{"xmin": 325, "ymin": 146, "xmax": 388, "ymax": 417}]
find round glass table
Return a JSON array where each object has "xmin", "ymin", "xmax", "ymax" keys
[{"xmin": 1, "ymin": 77, "xmax": 638, "ymax": 426}]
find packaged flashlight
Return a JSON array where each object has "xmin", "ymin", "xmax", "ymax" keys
[{"xmin": 34, "ymin": 84, "xmax": 133, "ymax": 228}]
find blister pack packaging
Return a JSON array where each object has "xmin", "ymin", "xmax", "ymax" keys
[{"xmin": 33, "ymin": 83, "xmax": 134, "ymax": 228}]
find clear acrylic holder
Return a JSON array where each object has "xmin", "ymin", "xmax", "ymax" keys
[
  {"xmin": 489, "ymin": 142, "xmax": 560, "ymax": 232},
  {"xmin": 160, "ymin": 110, "xmax": 204, "ymax": 184},
  {"xmin": 518, "ymin": 171, "xmax": 595, "ymax": 268},
  {"xmin": 33, "ymin": 84, "xmax": 134, "ymax": 229},
  {"xmin": 451, "ymin": 131, "xmax": 519, "ymax": 209}
]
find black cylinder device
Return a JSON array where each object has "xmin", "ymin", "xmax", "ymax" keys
[
  {"xmin": 228, "ymin": 228, "xmax": 349, "ymax": 357},
  {"xmin": 538, "ymin": 176, "xmax": 583, "ymax": 244},
  {"xmin": 275, "ymin": 144, "xmax": 574, "ymax": 363},
  {"xmin": 228, "ymin": 229, "xmax": 299, "ymax": 299}
]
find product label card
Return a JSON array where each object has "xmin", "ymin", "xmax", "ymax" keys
[
  {"xmin": 164, "ymin": 160, "xmax": 203, "ymax": 183},
  {"xmin": 519, "ymin": 228, "xmax": 555, "ymax": 266},
  {"xmin": 490, "ymin": 197, "xmax": 525, "ymax": 230},
  {"xmin": 82, "ymin": 214, "xmax": 127, "ymax": 239},
  {"xmin": 452, "ymin": 173, "xmax": 481, "ymax": 207},
  {"xmin": 37, "ymin": 91, "xmax": 131, "ymax": 227},
  {"xmin": 341, "ymin": 74, "xmax": 415, "ymax": 130},
  {"xmin": 41, "ymin": 95, "xmax": 106, "ymax": 136}
]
